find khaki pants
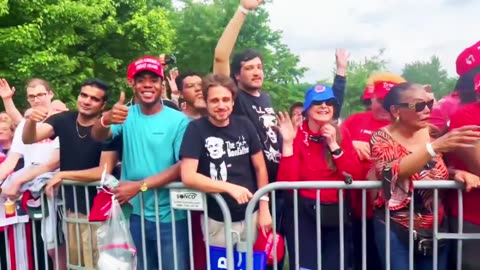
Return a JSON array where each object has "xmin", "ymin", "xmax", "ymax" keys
[
  {"xmin": 201, "ymin": 212, "xmax": 258, "ymax": 248},
  {"xmin": 65, "ymin": 212, "xmax": 99, "ymax": 269}
]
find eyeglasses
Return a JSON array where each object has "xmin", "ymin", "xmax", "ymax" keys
[
  {"xmin": 27, "ymin": 92, "xmax": 48, "ymax": 102},
  {"xmin": 397, "ymin": 99, "xmax": 434, "ymax": 112},
  {"xmin": 311, "ymin": 98, "xmax": 336, "ymax": 107}
]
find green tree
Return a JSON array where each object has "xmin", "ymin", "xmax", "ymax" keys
[
  {"xmin": 402, "ymin": 55, "xmax": 456, "ymax": 99},
  {"xmin": 172, "ymin": 0, "xmax": 306, "ymax": 111},
  {"xmin": 340, "ymin": 49, "xmax": 388, "ymax": 118},
  {"xmin": 0, "ymin": 0, "xmax": 175, "ymax": 111}
]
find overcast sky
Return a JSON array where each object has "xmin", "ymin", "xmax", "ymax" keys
[{"xmin": 265, "ymin": 0, "xmax": 480, "ymax": 83}]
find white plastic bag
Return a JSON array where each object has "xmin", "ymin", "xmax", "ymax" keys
[{"xmin": 97, "ymin": 197, "xmax": 136, "ymax": 270}]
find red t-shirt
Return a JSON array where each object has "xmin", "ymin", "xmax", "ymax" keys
[
  {"xmin": 277, "ymin": 122, "xmax": 364, "ymax": 202},
  {"xmin": 341, "ymin": 111, "xmax": 389, "ymax": 219},
  {"xmin": 430, "ymin": 92, "xmax": 460, "ymax": 132},
  {"xmin": 447, "ymin": 102, "xmax": 480, "ymax": 225}
]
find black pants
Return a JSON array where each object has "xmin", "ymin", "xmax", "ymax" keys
[
  {"xmin": 283, "ymin": 195, "xmax": 351, "ymax": 270},
  {"xmin": 351, "ymin": 218, "xmax": 382, "ymax": 270},
  {"xmin": 0, "ymin": 230, "xmax": 5, "ymax": 269}
]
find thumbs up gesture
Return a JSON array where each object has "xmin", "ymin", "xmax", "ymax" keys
[{"xmin": 105, "ymin": 92, "xmax": 129, "ymax": 125}]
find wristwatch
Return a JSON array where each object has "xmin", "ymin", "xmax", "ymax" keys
[
  {"xmin": 331, "ymin": 148, "xmax": 343, "ymax": 156},
  {"xmin": 140, "ymin": 181, "xmax": 148, "ymax": 192}
]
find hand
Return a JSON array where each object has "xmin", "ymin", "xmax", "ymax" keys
[
  {"xmin": 0, "ymin": 79, "xmax": 15, "ymax": 99},
  {"xmin": 45, "ymin": 173, "xmax": 63, "ymax": 198},
  {"xmin": 167, "ymin": 69, "xmax": 179, "ymax": 95},
  {"xmin": 240, "ymin": 0, "xmax": 264, "ymax": 11},
  {"xmin": 257, "ymin": 206, "xmax": 272, "ymax": 237},
  {"xmin": 113, "ymin": 181, "xmax": 140, "ymax": 205},
  {"xmin": 453, "ymin": 170, "xmax": 480, "ymax": 192},
  {"xmin": 226, "ymin": 183, "xmax": 253, "ymax": 204},
  {"xmin": 352, "ymin": 141, "xmax": 371, "ymax": 161},
  {"xmin": 277, "ymin": 112, "xmax": 296, "ymax": 144},
  {"xmin": 432, "ymin": 125, "xmax": 480, "ymax": 153},
  {"xmin": 1, "ymin": 182, "xmax": 21, "ymax": 200},
  {"xmin": 321, "ymin": 124, "xmax": 338, "ymax": 149},
  {"xmin": 28, "ymin": 106, "xmax": 49, "ymax": 123},
  {"xmin": 106, "ymin": 92, "xmax": 129, "ymax": 125},
  {"xmin": 335, "ymin": 49, "xmax": 350, "ymax": 75}
]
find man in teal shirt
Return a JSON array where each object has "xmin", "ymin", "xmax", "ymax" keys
[{"xmin": 91, "ymin": 56, "xmax": 189, "ymax": 270}]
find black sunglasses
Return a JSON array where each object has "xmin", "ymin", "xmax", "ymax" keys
[
  {"xmin": 311, "ymin": 98, "xmax": 336, "ymax": 107},
  {"xmin": 397, "ymin": 99, "xmax": 434, "ymax": 112}
]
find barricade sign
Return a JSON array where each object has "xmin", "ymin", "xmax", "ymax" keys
[
  {"xmin": 209, "ymin": 246, "xmax": 266, "ymax": 270},
  {"xmin": 170, "ymin": 189, "xmax": 205, "ymax": 211}
]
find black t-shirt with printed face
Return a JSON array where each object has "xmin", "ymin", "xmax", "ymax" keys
[
  {"xmin": 180, "ymin": 116, "xmax": 262, "ymax": 222},
  {"xmin": 232, "ymin": 90, "xmax": 281, "ymax": 183},
  {"xmin": 45, "ymin": 111, "xmax": 105, "ymax": 214}
]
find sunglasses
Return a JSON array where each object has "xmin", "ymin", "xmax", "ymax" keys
[
  {"xmin": 397, "ymin": 99, "xmax": 434, "ymax": 112},
  {"xmin": 311, "ymin": 98, "xmax": 336, "ymax": 107}
]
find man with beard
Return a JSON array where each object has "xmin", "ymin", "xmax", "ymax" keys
[
  {"xmin": 22, "ymin": 79, "xmax": 111, "ymax": 268},
  {"xmin": 91, "ymin": 56, "xmax": 189, "ymax": 270}
]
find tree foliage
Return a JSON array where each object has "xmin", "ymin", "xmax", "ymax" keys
[
  {"xmin": 339, "ymin": 50, "xmax": 388, "ymax": 118},
  {"xmin": 0, "ymin": 0, "xmax": 174, "ymax": 110},
  {"xmin": 401, "ymin": 55, "xmax": 456, "ymax": 99}
]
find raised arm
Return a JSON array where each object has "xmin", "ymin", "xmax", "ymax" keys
[
  {"xmin": 332, "ymin": 49, "xmax": 350, "ymax": 119},
  {"xmin": 0, "ymin": 79, "xmax": 23, "ymax": 126},
  {"xmin": 213, "ymin": 0, "xmax": 264, "ymax": 76}
]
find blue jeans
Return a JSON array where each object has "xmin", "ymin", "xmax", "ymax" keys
[
  {"xmin": 130, "ymin": 214, "xmax": 188, "ymax": 270},
  {"xmin": 373, "ymin": 218, "xmax": 449, "ymax": 270}
]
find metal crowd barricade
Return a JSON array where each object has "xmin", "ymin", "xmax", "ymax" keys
[
  {"xmin": 1, "ymin": 180, "xmax": 237, "ymax": 270},
  {"xmin": 244, "ymin": 180, "xmax": 480, "ymax": 270}
]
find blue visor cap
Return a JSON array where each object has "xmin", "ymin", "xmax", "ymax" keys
[{"xmin": 303, "ymin": 84, "xmax": 337, "ymax": 112}]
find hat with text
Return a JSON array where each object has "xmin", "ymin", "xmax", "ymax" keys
[
  {"xmin": 475, "ymin": 73, "xmax": 480, "ymax": 93},
  {"xmin": 373, "ymin": 81, "xmax": 398, "ymax": 99},
  {"xmin": 456, "ymin": 40, "xmax": 480, "ymax": 76},
  {"xmin": 303, "ymin": 84, "xmax": 337, "ymax": 112},
  {"xmin": 127, "ymin": 56, "xmax": 164, "ymax": 81},
  {"xmin": 362, "ymin": 84, "xmax": 374, "ymax": 101},
  {"xmin": 253, "ymin": 230, "xmax": 285, "ymax": 266}
]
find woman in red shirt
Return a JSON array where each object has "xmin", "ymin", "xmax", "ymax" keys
[{"xmin": 277, "ymin": 84, "xmax": 363, "ymax": 270}]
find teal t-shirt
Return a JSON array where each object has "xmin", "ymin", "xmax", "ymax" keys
[{"xmin": 111, "ymin": 105, "xmax": 189, "ymax": 223}]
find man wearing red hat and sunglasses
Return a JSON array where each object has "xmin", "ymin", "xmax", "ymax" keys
[
  {"xmin": 446, "ymin": 72, "xmax": 480, "ymax": 270},
  {"xmin": 92, "ymin": 56, "xmax": 190, "ymax": 270}
]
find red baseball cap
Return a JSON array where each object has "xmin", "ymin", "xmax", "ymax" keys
[
  {"xmin": 253, "ymin": 230, "xmax": 285, "ymax": 266},
  {"xmin": 126, "ymin": 56, "xmax": 164, "ymax": 81},
  {"xmin": 456, "ymin": 40, "xmax": 480, "ymax": 76},
  {"xmin": 362, "ymin": 85, "xmax": 374, "ymax": 101},
  {"xmin": 373, "ymin": 81, "xmax": 397, "ymax": 99},
  {"xmin": 475, "ymin": 73, "xmax": 480, "ymax": 93}
]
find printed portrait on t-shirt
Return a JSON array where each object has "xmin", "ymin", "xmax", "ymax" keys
[
  {"xmin": 255, "ymin": 107, "xmax": 280, "ymax": 163},
  {"xmin": 205, "ymin": 136, "xmax": 228, "ymax": 181},
  {"xmin": 204, "ymin": 135, "xmax": 251, "ymax": 181}
]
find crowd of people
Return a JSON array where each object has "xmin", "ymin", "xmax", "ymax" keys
[{"xmin": 1, "ymin": 0, "xmax": 480, "ymax": 269}]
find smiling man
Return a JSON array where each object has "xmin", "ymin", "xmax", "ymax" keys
[{"xmin": 91, "ymin": 56, "xmax": 190, "ymax": 270}]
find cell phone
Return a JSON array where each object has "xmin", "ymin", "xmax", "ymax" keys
[{"xmin": 165, "ymin": 54, "xmax": 176, "ymax": 65}]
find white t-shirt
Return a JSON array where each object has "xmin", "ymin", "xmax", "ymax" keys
[{"xmin": 10, "ymin": 119, "xmax": 60, "ymax": 167}]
